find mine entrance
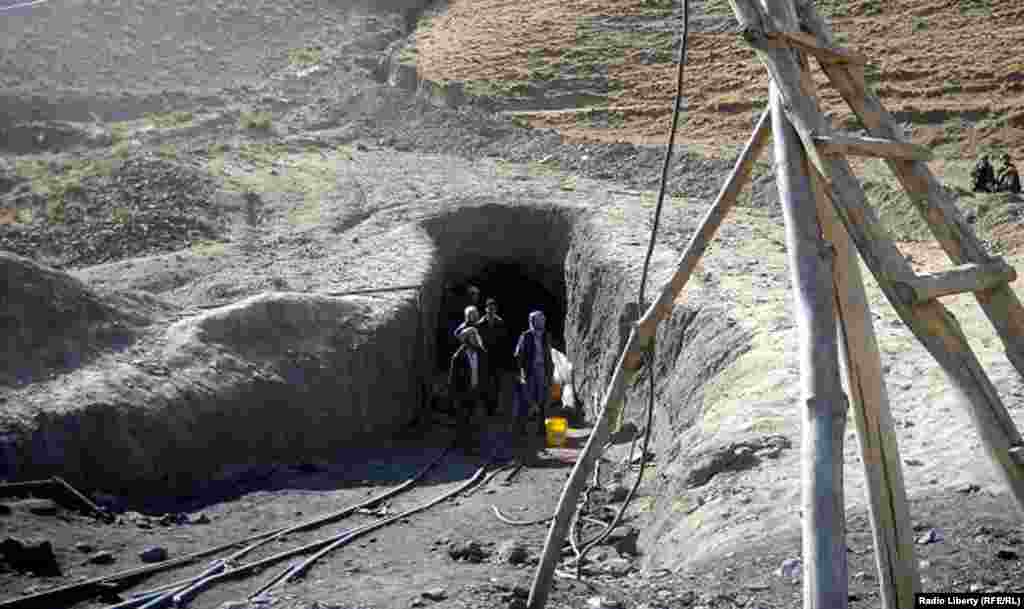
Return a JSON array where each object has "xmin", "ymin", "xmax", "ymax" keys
[{"xmin": 435, "ymin": 260, "xmax": 567, "ymax": 372}]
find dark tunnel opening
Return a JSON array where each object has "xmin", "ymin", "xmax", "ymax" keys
[
  {"xmin": 435, "ymin": 260, "xmax": 568, "ymax": 371},
  {"xmin": 420, "ymin": 203, "xmax": 576, "ymax": 379}
]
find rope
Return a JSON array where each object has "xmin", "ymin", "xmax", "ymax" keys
[{"xmin": 571, "ymin": 0, "xmax": 690, "ymax": 573}]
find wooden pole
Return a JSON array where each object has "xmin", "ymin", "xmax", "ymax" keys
[
  {"xmin": 809, "ymin": 144, "xmax": 920, "ymax": 609},
  {"xmin": 771, "ymin": 78, "xmax": 849, "ymax": 609},
  {"xmin": 796, "ymin": 48, "xmax": 920, "ymax": 609},
  {"xmin": 732, "ymin": 0, "xmax": 1024, "ymax": 512},
  {"xmin": 525, "ymin": 109, "xmax": 772, "ymax": 609}
]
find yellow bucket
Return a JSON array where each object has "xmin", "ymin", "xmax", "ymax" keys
[{"xmin": 545, "ymin": 416, "xmax": 568, "ymax": 448}]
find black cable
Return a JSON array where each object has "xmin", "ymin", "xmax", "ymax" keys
[
  {"xmin": 573, "ymin": 0, "xmax": 689, "ymax": 570},
  {"xmin": 637, "ymin": 0, "xmax": 690, "ymax": 306}
]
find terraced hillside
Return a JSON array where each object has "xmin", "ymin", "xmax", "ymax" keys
[{"xmin": 409, "ymin": 0, "xmax": 1024, "ymax": 161}]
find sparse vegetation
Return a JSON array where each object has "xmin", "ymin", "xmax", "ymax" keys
[
  {"xmin": 156, "ymin": 143, "xmax": 179, "ymax": 159},
  {"xmin": 287, "ymin": 46, "xmax": 322, "ymax": 67},
  {"xmin": 14, "ymin": 158, "xmax": 116, "ymax": 223},
  {"xmin": 112, "ymin": 141, "xmax": 133, "ymax": 159},
  {"xmin": 239, "ymin": 111, "xmax": 273, "ymax": 131},
  {"xmin": 15, "ymin": 208, "xmax": 34, "ymax": 224},
  {"xmin": 110, "ymin": 206, "xmax": 131, "ymax": 225},
  {"xmin": 109, "ymin": 122, "xmax": 131, "ymax": 144},
  {"xmin": 146, "ymin": 111, "xmax": 194, "ymax": 129}
]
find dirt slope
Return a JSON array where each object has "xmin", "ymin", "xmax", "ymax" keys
[{"xmin": 412, "ymin": 0, "xmax": 1024, "ymax": 160}]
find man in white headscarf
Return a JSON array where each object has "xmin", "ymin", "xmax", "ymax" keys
[
  {"xmin": 449, "ymin": 326, "xmax": 488, "ymax": 453},
  {"xmin": 514, "ymin": 310, "xmax": 555, "ymax": 436}
]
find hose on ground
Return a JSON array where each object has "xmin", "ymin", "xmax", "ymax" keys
[
  {"xmin": 113, "ymin": 445, "xmax": 452, "ymax": 609},
  {"xmin": 246, "ymin": 459, "xmax": 492, "ymax": 603}
]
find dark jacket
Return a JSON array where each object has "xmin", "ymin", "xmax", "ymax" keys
[
  {"xmin": 515, "ymin": 329, "xmax": 554, "ymax": 384},
  {"xmin": 998, "ymin": 164, "xmax": 1022, "ymax": 194},
  {"xmin": 475, "ymin": 315, "xmax": 508, "ymax": 368},
  {"xmin": 448, "ymin": 345, "xmax": 488, "ymax": 396},
  {"xmin": 972, "ymin": 159, "xmax": 995, "ymax": 192}
]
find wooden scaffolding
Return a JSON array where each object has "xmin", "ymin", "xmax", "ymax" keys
[{"xmin": 527, "ymin": 1, "xmax": 1024, "ymax": 608}]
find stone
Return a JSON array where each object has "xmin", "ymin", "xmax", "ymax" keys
[
  {"xmin": 74, "ymin": 542, "xmax": 94, "ymax": 553},
  {"xmin": 0, "ymin": 537, "xmax": 61, "ymax": 576},
  {"xmin": 159, "ymin": 513, "xmax": 187, "ymax": 526},
  {"xmin": 139, "ymin": 546, "xmax": 168, "ymax": 563},
  {"xmin": 916, "ymin": 528, "xmax": 944, "ymax": 545},
  {"xmin": 603, "ymin": 557, "xmax": 633, "ymax": 577},
  {"xmin": 996, "ymin": 548, "xmax": 1019, "ymax": 560},
  {"xmin": 604, "ymin": 525, "xmax": 639, "ymax": 556},
  {"xmin": 421, "ymin": 587, "xmax": 447, "ymax": 601},
  {"xmin": 496, "ymin": 540, "xmax": 529, "ymax": 565},
  {"xmin": 125, "ymin": 511, "xmax": 153, "ymax": 528},
  {"xmin": 606, "ymin": 484, "xmax": 629, "ymax": 503},
  {"xmin": 778, "ymin": 557, "xmax": 801, "ymax": 580},
  {"xmin": 19, "ymin": 498, "xmax": 59, "ymax": 516},
  {"xmin": 586, "ymin": 596, "xmax": 624, "ymax": 609},
  {"xmin": 190, "ymin": 513, "xmax": 211, "ymax": 525},
  {"xmin": 956, "ymin": 483, "xmax": 981, "ymax": 494},
  {"xmin": 87, "ymin": 550, "xmax": 116, "ymax": 565},
  {"xmin": 447, "ymin": 540, "xmax": 488, "ymax": 563},
  {"xmin": 217, "ymin": 602, "xmax": 253, "ymax": 609}
]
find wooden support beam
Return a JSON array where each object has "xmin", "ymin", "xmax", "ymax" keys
[
  {"xmin": 795, "ymin": 0, "xmax": 1024, "ymax": 380},
  {"xmin": 762, "ymin": 30, "xmax": 868, "ymax": 65},
  {"xmin": 805, "ymin": 68, "xmax": 921, "ymax": 609},
  {"xmin": 895, "ymin": 260, "xmax": 1017, "ymax": 304},
  {"xmin": 814, "ymin": 134, "xmax": 933, "ymax": 162},
  {"xmin": 773, "ymin": 80, "xmax": 850, "ymax": 609},
  {"xmin": 733, "ymin": 0, "xmax": 1024, "ymax": 515},
  {"xmin": 526, "ymin": 109, "xmax": 772, "ymax": 609}
]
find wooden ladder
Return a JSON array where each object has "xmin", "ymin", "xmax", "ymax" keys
[
  {"xmin": 731, "ymin": 1, "xmax": 1024, "ymax": 606},
  {"xmin": 731, "ymin": 0, "xmax": 1024, "ymax": 489},
  {"xmin": 527, "ymin": 3, "xmax": 1024, "ymax": 609}
]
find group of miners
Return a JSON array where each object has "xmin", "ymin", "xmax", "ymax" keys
[
  {"xmin": 972, "ymin": 153, "xmax": 1021, "ymax": 194},
  {"xmin": 446, "ymin": 284, "xmax": 555, "ymax": 453}
]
